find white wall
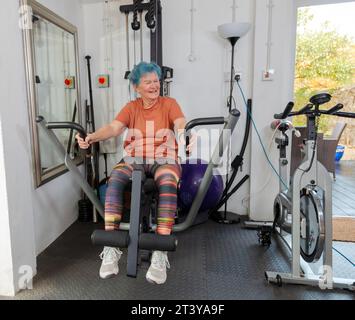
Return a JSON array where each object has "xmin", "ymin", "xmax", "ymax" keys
[
  {"xmin": 0, "ymin": 0, "xmax": 87, "ymax": 295},
  {"xmin": 249, "ymin": 0, "xmax": 297, "ymax": 221},
  {"xmin": 0, "ymin": 117, "xmax": 15, "ymax": 296},
  {"xmin": 82, "ymin": 0, "xmax": 127, "ymax": 173},
  {"xmin": 0, "ymin": 0, "xmax": 37, "ymax": 296}
]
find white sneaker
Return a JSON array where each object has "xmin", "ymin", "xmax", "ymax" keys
[
  {"xmin": 146, "ymin": 251, "xmax": 170, "ymax": 284},
  {"xmin": 99, "ymin": 247, "xmax": 122, "ymax": 279}
]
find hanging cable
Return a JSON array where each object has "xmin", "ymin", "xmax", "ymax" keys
[
  {"xmin": 241, "ymin": 121, "xmax": 282, "ymax": 209},
  {"xmin": 125, "ymin": 12, "xmax": 132, "ymax": 101},
  {"xmin": 132, "ymin": 1, "xmax": 143, "ymax": 68},
  {"xmin": 139, "ymin": 9, "xmax": 143, "ymax": 61},
  {"xmin": 188, "ymin": 0, "xmax": 196, "ymax": 62},
  {"xmin": 236, "ymin": 80, "xmax": 288, "ymax": 190},
  {"xmin": 146, "ymin": 0, "xmax": 156, "ymax": 29},
  {"xmin": 333, "ymin": 246, "xmax": 355, "ymax": 267},
  {"xmin": 131, "ymin": 0, "xmax": 141, "ymax": 31},
  {"xmin": 209, "ymin": 90, "xmax": 252, "ymax": 217}
]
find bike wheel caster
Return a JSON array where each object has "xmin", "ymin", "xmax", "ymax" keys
[{"xmin": 276, "ymin": 274, "xmax": 282, "ymax": 287}]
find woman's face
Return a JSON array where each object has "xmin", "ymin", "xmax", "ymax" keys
[{"xmin": 135, "ymin": 72, "xmax": 160, "ymax": 100}]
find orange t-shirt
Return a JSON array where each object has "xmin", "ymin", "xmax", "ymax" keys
[{"xmin": 115, "ymin": 96, "xmax": 185, "ymax": 161}]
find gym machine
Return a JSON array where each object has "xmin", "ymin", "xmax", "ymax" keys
[
  {"xmin": 264, "ymin": 93, "xmax": 355, "ymax": 291},
  {"xmin": 36, "ymin": 107, "xmax": 240, "ymax": 277},
  {"xmin": 121, "ymin": 0, "xmax": 173, "ymax": 97}
]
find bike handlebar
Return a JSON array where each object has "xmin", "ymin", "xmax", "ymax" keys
[
  {"xmin": 331, "ymin": 111, "xmax": 355, "ymax": 119},
  {"xmin": 274, "ymin": 101, "xmax": 354, "ymax": 119},
  {"xmin": 325, "ymin": 103, "xmax": 343, "ymax": 114},
  {"xmin": 274, "ymin": 102, "xmax": 294, "ymax": 119},
  {"xmin": 298, "ymin": 103, "xmax": 313, "ymax": 114}
]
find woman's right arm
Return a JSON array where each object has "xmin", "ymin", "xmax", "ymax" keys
[{"xmin": 76, "ymin": 120, "xmax": 126, "ymax": 149}]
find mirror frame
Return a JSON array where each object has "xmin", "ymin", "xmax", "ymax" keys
[{"xmin": 21, "ymin": 0, "xmax": 82, "ymax": 187}]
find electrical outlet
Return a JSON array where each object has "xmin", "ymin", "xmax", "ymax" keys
[
  {"xmin": 262, "ymin": 69, "xmax": 275, "ymax": 81},
  {"xmin": 224, "ymin": 71, "xmax": 242, "ymax": 82}
]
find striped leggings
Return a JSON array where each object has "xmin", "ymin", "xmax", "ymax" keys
[{"xmin": 104, "ymin": 159, "xmax": 181, "ymax": 235}]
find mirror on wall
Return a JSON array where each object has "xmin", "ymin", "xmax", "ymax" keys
[{"xmin": 22, "ymin": 0, "xmax": 82, "ymax": 187}]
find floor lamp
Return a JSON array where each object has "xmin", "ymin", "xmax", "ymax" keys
[{"xmin": 214, "ymin": 22, "xmax": 251, "ymax": 224}]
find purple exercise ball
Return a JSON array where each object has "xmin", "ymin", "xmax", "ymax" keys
[{"xmin": 178, "ymin": 158, "xmax": 224, "ymax": 212}]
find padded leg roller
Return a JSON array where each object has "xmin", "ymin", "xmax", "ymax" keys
[
  {"xmin": 139, "ymin": 233, "xmax": 178, "ymax": 251},
  {"xmin": 91, "ymin": 230, "xmax": 129, "ymax": 248},
  {"xmin": 92, "ymin": 230, "xmax": 178, "ymax": 251}
]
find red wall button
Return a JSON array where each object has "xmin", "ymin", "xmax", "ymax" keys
[
  {"xmin": 64, "ymin": 76, "xmax": 75, "ymax": 89},
  {"xmin": 96, "ymin": 74, "xmax": 110, "ymax": 88}
]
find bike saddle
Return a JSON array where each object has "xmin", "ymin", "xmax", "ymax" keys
[{"xmin": 309, "ymin": 93, "xmax": 331, "ymax": 106}]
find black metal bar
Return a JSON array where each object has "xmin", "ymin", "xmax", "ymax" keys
[
  {"xmin": 274, "ymin": 102, "xmax": 294, "ymax": 119},
  {"xmin": 127, "ymin": 170, "xmax": 142, "ymax": 278},
  {"xmin": 66, "ymin": 102, "xmax": 77, "ymax": 155},
  {"xmin": 84, "ymin": 101, "xmax": 92, "ymax": 190},
  {"xmin": 157, "ymin": 0, "xmax": 162, "ymax": 66},
  {"xmin": 150, "ymin": 3, "xmax": 162, "ymax": 55},
  {"xmin": 287, "ymin": 106, "xmax": 353, "ymax": 118},
  {"xmin": 298, "ymin": 103, "xmax": 313, "ymax": 114},
  {"xmin": 325, "ymin": 103, "xmax": 343, "ymax": 114},
  {"xmin": 184, "ymin": 116, "xmax": 226, "ymax": 153},
  {"xmin": 333, "ymin": 111, "xmax": 355, "ymax": 119},
  {"xmin": 231, "ymin": 98, "xmax": 252, "ymax": 171},
  {"xmin": 85, "ymin": 55, "xmax": 100, "ymax": 199},
  {"xmin": 227, "ymin": 43, "xmax": 235, "ymax": 112},
  {"xmin": 157, "ymin": 1, "xmax": 163, "ymax": 95},
  {"xmin": 213, "ymin": 175, "xmax": 250, "ymax": 212},
  {"xmin": 43, "ymin": 120, "xmax": 87, "ymax": 139},
  {"xmin": 85, "ymin": 56, "xmax": 94, "ymax": 126},
  {"xmin": 212, "ymin": 99, "xmax": 252, "ymax": 216},
  {"xmin": 184, "ymin": 117, "xmax": 225, "ymax": 132},
  {"xmin": 119, "ymin": 2, "xmax": 150, "ymax": 14},
  {"xmin": 307, "ymin": 115, "xmax": 317, "ymax": 141},
  {"xmin": 36, "ymin": 116, "xmax": 105, "ymax": 218}
]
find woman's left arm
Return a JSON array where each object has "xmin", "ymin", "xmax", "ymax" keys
[
  {"xmin": 173, "ymin": 117, "xmax": 187, "ymax": 137},
  {"xmin": 173, "ymin": 117, "xmax": 196, "ymax": 153}
]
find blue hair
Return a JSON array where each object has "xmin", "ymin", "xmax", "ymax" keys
[{"xmin": 129, "ymin": 61, "xmax": 162, "ymax": 86}]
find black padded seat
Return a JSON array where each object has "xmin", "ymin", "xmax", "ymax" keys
[{"xmin": 143, "ymin": 178, "xmax": 157, "ymax": 193}]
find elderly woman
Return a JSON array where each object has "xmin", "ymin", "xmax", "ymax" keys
[{"xmin": 76, "ymin": 62, "xmax": 190, "ymax": 285}]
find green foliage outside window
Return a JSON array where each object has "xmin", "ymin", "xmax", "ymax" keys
[{"xmin": 294, "ymin": 8, "xmax": 355, "ymax": 134}]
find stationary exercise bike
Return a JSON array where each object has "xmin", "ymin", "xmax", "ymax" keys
[{"xmin": 264, "ymin": 93, "xmax": 355, "ymax": 291}]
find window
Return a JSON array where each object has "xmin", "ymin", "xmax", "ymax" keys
[{"xmin": 294, "ymin": 1, "xmax": 355, "ymax": 160}]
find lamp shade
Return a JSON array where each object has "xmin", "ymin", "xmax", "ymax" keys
[{"xmin": 218, "ymin": 22, "xmax": 251, "ymax": 40}]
